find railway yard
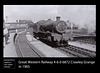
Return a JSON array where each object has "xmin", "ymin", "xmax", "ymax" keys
[
  {"xmin": 3, "ymin": 16, "xmax": 96, "ymax": 58},
  {"xmin": 3, "ymin": 29, "xmax": 96, "ymax": 57},
  {"xmin": 3, "ymin": 5, "xmax": 96, "ymax": 69},
  {"xmin": 3, "ymin": 5, "xmax": 96, "ymax": 58}
]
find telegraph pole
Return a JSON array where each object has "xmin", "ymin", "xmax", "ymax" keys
[
  {"xmin": 71, "ymin": 22, "xmax": 73, "ymax": 34},
  {"xmin": 6, "ymin": 16, "xmax": 8, "ymax": 23},
  {"xmin": 70, "ymin": 22, "xmax": 73, "ymax": 41},
  {"xmin": 3, "ymin": 20, "xmax": 5, "ymax": 28}
]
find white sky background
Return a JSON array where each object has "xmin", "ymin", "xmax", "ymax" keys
[{"xmin": 3, "ymin": 5, "xmax": 96, "ymax": 31}]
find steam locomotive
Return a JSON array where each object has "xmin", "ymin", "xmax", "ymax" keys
[{"xmin": 32, "ymin": 17, "xmax": 73, "ymax": 47}]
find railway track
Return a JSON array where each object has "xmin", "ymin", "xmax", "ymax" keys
[
  {"xmin": 57, "ymin": 45, "xmax": 96, "ymax": 57},
  {"xmin": 38, "ymin": 36, "xmax": 96, "ymax": 57},
  {"xmin": 14, "ymin": 31, "xmax": 96, "ymax": 57},
  {"xmin": 14, "ymin": 32, "xmax": 43, "ymax": 57}
]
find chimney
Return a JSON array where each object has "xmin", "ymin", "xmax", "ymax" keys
[
  {"xmin": 56, "ymin": 16, "xmax": 60, "ymax": 21},
  {"xmin": 16, "ymin": 20, "xmax": 18, "ymax": 23}
]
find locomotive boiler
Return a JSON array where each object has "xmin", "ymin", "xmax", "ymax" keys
[{"xmin": 32, "ymin": 17, "xmax": 72, "ymax": 47}]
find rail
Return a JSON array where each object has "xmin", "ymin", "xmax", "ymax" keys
[
  {"xmin": 57, "ymin": 45, "xmax": 96, "ymax": 57},
  {"xmin": 14, "ymin": 31, "xmax": 44, "ymax": 57}
]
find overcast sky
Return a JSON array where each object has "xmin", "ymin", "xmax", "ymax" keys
[{"xmin": 3, "ymin": 5, "xmax": 96, "ymax": 30}]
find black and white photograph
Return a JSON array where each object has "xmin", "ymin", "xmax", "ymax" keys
[{"xmin": 3, "ymin": 5, "xmax": 96, "ymax": 58}]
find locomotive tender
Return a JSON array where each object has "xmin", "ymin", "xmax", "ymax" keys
[{"xmin": 32, "ymin": 17, "xmax": 73, "ymax": 47}]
